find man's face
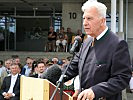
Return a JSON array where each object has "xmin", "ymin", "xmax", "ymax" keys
[
  {"xmin": 60, "ymin": 29, "xmax": 64, "ymax": 33},
  {"xmin": 50, "ymin": 27, "xmax": 54, "ymax": 32},
  {"xmin": 10, "ymin": 65, "xmax": 19, "ymax": 75},
  {"xmin": 43, "ymin": 58, "xmax": 48, "ymax": 64},
  {"xmin": 67, "ymin": 28, "xmax": 71, "ymax": 33},
  {"xmin": 26, "ymin": 59, "xmax": 33, "ymax": 68},
  {"xmin": 83, "ymin": 7, "xmax": 104, "ymax": 37},
  {"xmin": 5, "ymin": 60, "xmax": 12, "ymax": 69},
  {"xmin": 37, "ymin": 63, "xmax": 46, "ymax": 73},
  {"xmin": 14, "ymin": 58, "xmax": 20, "ymax": 64}
]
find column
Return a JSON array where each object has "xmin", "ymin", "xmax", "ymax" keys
[
  {"xmin": 119, "ymin": 0, "xmax": 123, "ymax": 32},
  {"xmin": 111, "ymin": 0, "xmax": 117, "ymax": 33}
]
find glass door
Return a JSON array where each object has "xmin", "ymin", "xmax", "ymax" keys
[{"xmin": 0, "ymin": 16, "xmax": 16, "ymax": 51}]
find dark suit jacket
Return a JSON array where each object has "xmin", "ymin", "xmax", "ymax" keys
[
  {"xmin": 65, "ymin": 30, "xmax": 132, "ymax": 100},
  {"xmin": 30, "ymin": 74, "xmax": 39, "ymax": 78},
  {"xmin": 0, "ymin": 74, "xmax": 20, "ymax": 97}
]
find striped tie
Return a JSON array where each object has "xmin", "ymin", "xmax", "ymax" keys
[{"xmin": 91, "ymin": 38, "xmax": 96, "ymax": 47}]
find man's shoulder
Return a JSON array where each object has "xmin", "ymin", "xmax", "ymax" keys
[
  {"xmin": 30, "ymin": 74, "xmax": 38, "ymax": 78},
  {"xmin": 23, "ymin": 64, "xmax": 28, "ymax": 68},
  {"xmin": 3, "ymin": 75, "xmax": 11, "ymax": 81},
  {"xmin": 108, "ymin": 31, "xmax": 123, "ymax": 43}
]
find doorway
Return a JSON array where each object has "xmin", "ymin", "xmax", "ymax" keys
[{"xmin": 0, "ymin": 16, "xmax": 16, "ymax": 51}]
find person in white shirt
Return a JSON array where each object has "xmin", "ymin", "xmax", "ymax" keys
[
  {"xmin": 0, "ymin": 64, "xmax": 21, "ymax": 100},
  {"xmin": 73, "ymin": 75, "xmax": 80, "ymax": 97},
  {"xmin": 23, "ymin": 58, "xmax": 33, "ymax": 76},
  {"xmin": 0, "ymin": 60, "xmax": 6, "ymax": 77},
  {"xmin": 129, "ymin": 71, "xmax": 133, "ymax": 93},
  {"xmin": 0, "ymin": 60, "xmax": 7, "ymax": 88}
]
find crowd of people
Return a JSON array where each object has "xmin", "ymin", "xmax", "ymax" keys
[
  {"xmin": 0, "ymin": 55, "xmax": 80, "ymax": 100},
  {"xmin": 1, "ymin": 0, "xmax": 133, "ymax": 100},
  {"xmin": 47, "ymin": 26, "xmax": 86, "ymax": 52}
]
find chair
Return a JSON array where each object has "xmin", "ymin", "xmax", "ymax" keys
[
  {"xmin": 56, "ymin": 43, "xmax": 68, "ymax": 52},
  {"xmin": 45, "ymin": 40, "xmax": 56, "ymax": 52}
]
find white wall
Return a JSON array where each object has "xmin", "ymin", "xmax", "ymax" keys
[
  {"xmin": 62, "ymin": 2, "xmax": 82, "ymax": 33},
  {"xmin": 127, "ymin": 3, "xmax": 133, "ymax": 59}
]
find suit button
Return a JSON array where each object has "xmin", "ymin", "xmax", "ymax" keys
[
  {"xmin": 97, "ymin": 64, "xmax": 101, "ymax": 68},
  {"xmin": 81, "ymin": 88, "xmax": 84, "ymax": 91}
]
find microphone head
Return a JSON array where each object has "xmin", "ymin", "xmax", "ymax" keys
[
  {"xmin": 42, "ymin": 64, "xmax": 62, "ymax": 85},
  {"xmin": 69, "ymin": 36, "xmax": 82, "ymax": 54},
  {"xmin": 74, "ymin": 36, "xmax": 82, "ymax": 42}
]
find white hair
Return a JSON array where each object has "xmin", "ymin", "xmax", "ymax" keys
[{"xmin": 82, "ymin": 0, "xmax": 107, "ymax": 18}]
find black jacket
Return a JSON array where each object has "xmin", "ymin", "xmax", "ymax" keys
[
  {"xmin": 0, "ymin": 74, "xmax": 21, "ymax": 97},
  {"xmin": 65, "ymin": 30, "xmax": 132, "ymax": 100}
]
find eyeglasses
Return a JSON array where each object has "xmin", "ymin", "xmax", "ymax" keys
[
  {"xmin": 63, "ymin": 62, "xmax": 66, "ymax": 64},
  {"xmin": 6, "ymin": 63, "xmax": 11, "ymax": 64},
  {"xmin": 27, "ymin": 62, "xmax": 32, "ymax": 64}
]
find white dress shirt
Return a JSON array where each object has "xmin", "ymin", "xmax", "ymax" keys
[
  {"xmin": 7, "ymin": 74, "xmax": 18, "ymax": 96},
  {"xmin": 96, "ymin": 27, "xmax": 108, "ymax": 40},
  {"xmin": 24, "ymin": 65, "xmax": 32, "ymax": 76},
  {"xmin": 2, "ymin": 74, "xmax": 18, "ymax": 97},
  {"xmin": 0, "ymin": 66, "xmax": 6, "ymax": 76},
  {"xmin": 74, "ymin": 75, "xmax": 80, "ymax": 90}
]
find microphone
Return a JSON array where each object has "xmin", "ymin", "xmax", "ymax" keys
[
  {"xmin": 42, "ymin": 64, "xmax": 62, "ymax": 85},
  {"xmin": 70, "ymin": 36, "xmax": 81, "ymax": 54}
]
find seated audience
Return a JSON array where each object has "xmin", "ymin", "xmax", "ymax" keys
[
  {"xmin": 41, "ymin": 57, "xmax": 49, "ymax": 66},
  {"xmin": 0, "ymin": 60, "xmax": 6, "ymax": 77},
  {"xmin": 74, "ymin": 29, "xmax": 86, "ymax": 52},
  {"xmin": 66, "ymin": 28, "xmax": 75, "ymax": 51},
  {"xmin": 4, "ymin": 59, "xmax": 13, "ymax": 75},
  {"xmin": 23, "ymin": 57, "xmax": 34, "ymax": 76},
  {"xmin": 30, "ymin": 61, "xmax": 47, "ymax": 78},
  {"xmin": 29, "ymin": 61, "xmax": 38, "ymax": 77},
  {"xmin": 47, "ymin": 26, "xmax": 57, "ymax": 52},
  {"xmin": 52, "ymin": 57, "xmax": 59, "ymax": 65},
  {"xmin": 11, "ymin": 55, "xmax": 21, "ymax": 65},
  {"xmin": 0, "ymin": 60, "xmax": 7, "ymax": 89},
  {"xmin": 46, "ymin": 59, "xmax": 54, "ymax": 68},
  {"xmin": 56, "ymin": 27, "xmax": 68, "ymax": 52}
]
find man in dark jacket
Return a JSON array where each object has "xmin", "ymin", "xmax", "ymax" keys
[
  {"xmin": 0, "ymin": 64, "xmax": 20, "ymax": 100},
  {"xmin": 65, "ymin": 0, "xmax": 132, "ymax": 100}
]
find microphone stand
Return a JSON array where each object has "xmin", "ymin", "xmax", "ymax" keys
[{"xmin": 50, "ymin": 52, "xmax": 76, "ymax": 100}]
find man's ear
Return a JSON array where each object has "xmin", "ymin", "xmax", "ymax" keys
[{"xmin": 100, "ymin": 18, "xmax": 106, "ymax": 26}]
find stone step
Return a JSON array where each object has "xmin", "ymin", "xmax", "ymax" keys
[{"xmin": 0, "ymin": 51, "xmax": 72, "ymax": 64}]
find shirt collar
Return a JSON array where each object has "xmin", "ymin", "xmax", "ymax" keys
[
  {"xmin": 96, "ymin": 27, "xmax": 108, "ymax": 40},
  {"xmin": 11, "ymin": 73, "xmax": 18, "ymax": 78}
]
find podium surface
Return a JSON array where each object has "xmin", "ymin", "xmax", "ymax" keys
[{"xmin": 20, "ymin": 76, "xmax": 77, "ymax": 100}]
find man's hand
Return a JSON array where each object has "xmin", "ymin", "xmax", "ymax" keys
[
  {"xmin": 4, "ymin": 93, "xmax": 10, "ymax": 99},
  {"xmin": 77, "ymin": 88, "xmax": 95, "ymax": 100},
  {"xmin": 4, "ymin": 93, "xmax": 13, "ymax": 99},
  {"xmin": 7, "ymin": 93, "xmax": 13, "ymax": 98},
  {"xmin": 3, "ymin": 93, "xmax": 8, "ymax": 97}
]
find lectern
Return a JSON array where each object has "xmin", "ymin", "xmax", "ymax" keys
[{"xmin": 20, "ymin": 76, "xmax": 77, "ymax": 100}]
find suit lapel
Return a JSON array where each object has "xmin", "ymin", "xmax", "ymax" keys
[
  {"xmin": 6, "ymin": 76, "xmax": 12, "ymax": 90},
  {"xmin": 79, "ymin": 37, "xmax": 93, "ymax": 74},
  {"xmin": 9, "ymin": 76, "xmax": 11, "ymax": 84}
]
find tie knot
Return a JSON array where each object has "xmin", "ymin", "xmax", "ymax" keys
[{"xmin": 91, "ymin": 38, "xmax": 96, "ymax": 47}]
